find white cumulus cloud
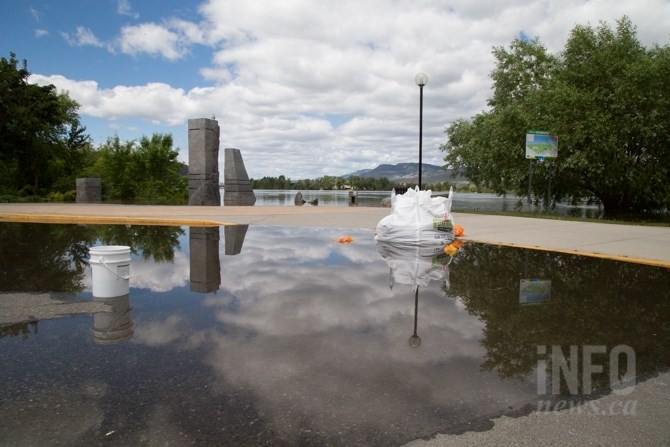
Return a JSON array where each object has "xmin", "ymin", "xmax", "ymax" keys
[
  {"xmin": 61, "ymin": 26, "xmax": 105, "ymax": 48},
  {"xmin": 117, "ymin": 0, "xmax": 140, "ymax": 19},
  {"xmin": 29, "ymin": 0, "xmax": 670, "ymax": 178},
  {"xmin": 116, "ymin": 22, "xmax": 188, "ymax": 60}
]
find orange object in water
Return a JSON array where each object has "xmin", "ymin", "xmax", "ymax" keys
[
  {"xmin": 444, "ymin": 238, "xmax": 465, "ymax": 256},
  {"xmin": 451, "ymin": 239, "xmax": 464, "ymax": 249},
  {"xmin": 336, "ymin": 236, "xmax": 354, "ymax": 244},
  {"xmin": 454, "ymin": 224, "xmax": 464, "ymax": 237},
  {"xmin": 444, "ymin": 243, "xmax": 459, "ymax": 256}
]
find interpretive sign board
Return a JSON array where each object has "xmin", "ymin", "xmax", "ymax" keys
[
  {"xmin": 526, "ymin": 131, "xmax": 558, "ymax": 159},
  {"xmin": 519, "ymin": 279, "xmax": 552, "ymax": 305}
]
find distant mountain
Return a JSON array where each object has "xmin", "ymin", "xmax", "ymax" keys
[{"xmin": 343, "ymin": 163, "xmax": 466, "ymax": 184}]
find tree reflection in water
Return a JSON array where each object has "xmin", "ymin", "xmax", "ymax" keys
[
  {"xmin": 0, "ymin": 223, "xmax": 185, "ymax": 341},
  {"xmin": 446, "ymin": 242, "xmax": 670, "ymax": 394},
  {"xmin": 94, "ymin": 225, "xmax": 185, "ymax": 262},
  {"xmin": 0, "ymin": 223, "xmax": 93, "ymax": 294}
]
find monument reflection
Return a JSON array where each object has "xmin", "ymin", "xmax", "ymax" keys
[
  {"xmin": 188, "ymin": 225, "xmax": 249, "ymax": 293},
  {"xmin": 189, "ymin": 226, "xmax": 221, "ymax": 293}
]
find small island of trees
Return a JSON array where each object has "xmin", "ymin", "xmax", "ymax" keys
[{"xmin": 250, "ymin": 175, "xmax": 454, "ymax": 192}]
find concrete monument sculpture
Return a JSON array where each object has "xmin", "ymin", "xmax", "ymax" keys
[
  {"xmin": 188, "ymin": 118, "xmax": 221, "ymax": 206},
  {"xmin": 224, "ymin": 148, "xmax": 256, "ymax": 206},
  {"xmin": 76, "ymin": 178, "xmax": 101, "ymax": 203}
]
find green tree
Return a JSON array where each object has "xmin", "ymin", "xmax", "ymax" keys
[
  {"xmin": 133, "ymin": 133, "xmax": 186, "ymax": 202},
  {"xmin": 86, "ymin": 134, "xmax": 186, "ymax": 203},
  {"xmin": 442, "ymin": 18, "xmax": 670, "ymax": 217},
  {"xmin": 50, "ymin": 119, "xmax": 95, "ymax": 193},
  {"xmin": 294, "ymin": 178, "xmax": 312, "ymax": 190},
  {"xmin": 88, "ymin": 135, "xmax": 137, "ymax": 200},
  {"xmin": 376, "ymin": 177, "xmax": 392, "ymax": 191},
  {"xmin": 0, "ymin": 52, "xmax": 82, "ymax": 196}
]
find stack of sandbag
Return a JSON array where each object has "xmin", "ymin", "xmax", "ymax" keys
[{"xmin": 374, "ymin": 186, "xmax": 456, "ymax": 255}]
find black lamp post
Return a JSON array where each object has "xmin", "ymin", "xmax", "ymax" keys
[{"xmin": 415, "ymin": 73, "xmax": 428, "ymax": 190}]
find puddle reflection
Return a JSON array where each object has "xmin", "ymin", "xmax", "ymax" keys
[
  {"xmin": 188, "ymin": 226, "xmax": 221, "ymax": 293},
  {"xmin": 0, "ymin": 222, "xmax": 669, "ymax": 446},
  {"xmin": 91, "ymin": 294, "xmax": 133, "ymax": 345},
  {"xmin": 375, "ymin": 239, "xmax": 457, "ymax": 349}
]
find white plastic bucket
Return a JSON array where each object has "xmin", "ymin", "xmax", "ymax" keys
[{"xmin": 89, "ymin": 245, "xmax": 132, "ymax": 298}]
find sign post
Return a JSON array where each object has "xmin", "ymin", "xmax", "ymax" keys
[{"xmin": 525, "ymin": 131, "xmax": 558, "ymax": 208}]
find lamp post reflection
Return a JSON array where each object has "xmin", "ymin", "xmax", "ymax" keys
[
  {"xmin": 409, "ymin": 287, "xmax": 422, "ymax": 348},
  {"xmin": 376, "ymin": 239, "xmax": 453, "ymax": 348}
]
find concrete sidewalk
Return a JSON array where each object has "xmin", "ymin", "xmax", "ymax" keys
[{"xmin": 0, "ymin": 203, "xmax": 669, "ymax": 267}]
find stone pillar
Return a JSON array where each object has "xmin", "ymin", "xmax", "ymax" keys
[
  {"xmin": 76, "ymin": 178, "xmax": 101, "ymax": 203},
  {"xmin": 188, "ymin": 118, "xmax": 221, "ymax": 206},
  {"xmin": 224, "ymin": 225, "xmax": 248, "ymax": 255},
  {"xmin": 224, "ymin": 148, "xmax": 256, "ymax": 206},
  {"xmin": 189, "ymin": 226, "xmax": 221, "ymax": 293},
  {"xmin": 294, "ymin": 192, "xmax": 306, "ymax": 206}
]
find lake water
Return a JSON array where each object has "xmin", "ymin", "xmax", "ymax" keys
[
  {"xmin": 239, "ymin": 189, "xmax": 603, "ymax": 218},
  {"xmin": 1, "ymin": 222, "xmax": 668, "ymax": 445}
]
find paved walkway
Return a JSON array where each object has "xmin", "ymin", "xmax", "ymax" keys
[{"xmin": 1, "ymin": 203, "xmax": 668, "ymax": 267}]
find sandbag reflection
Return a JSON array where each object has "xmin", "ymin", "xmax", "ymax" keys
[{"xmin": 376, "ymin": 240, "xmax": 455, "ymax": 347}]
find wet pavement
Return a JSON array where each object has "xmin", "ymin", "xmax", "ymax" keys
[{"xmin": 1, "ymin": 221, "xmax": 669, "ymax": 446}]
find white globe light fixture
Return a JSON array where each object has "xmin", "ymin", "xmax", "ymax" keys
[{"xmin": 415, "ymin": 72, "xmax": 428, "ymax": 87}]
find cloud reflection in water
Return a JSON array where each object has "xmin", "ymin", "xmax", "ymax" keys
[{"xmin": 133, "ymin": 225, "xmax": 536, "ymax": 444}]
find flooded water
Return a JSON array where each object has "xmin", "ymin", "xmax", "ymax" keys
[
  {"xmin": 1, "ymin": 222, "xmax": 669, "ymax": 446},
  {"xmin": 234, "ymin": 189, "xmax": 603, "ymax": 218}
]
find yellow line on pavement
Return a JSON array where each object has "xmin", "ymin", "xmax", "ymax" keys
[
  {"xmin": 468, "ymin": 239, "xmax": 670, "ymax": 268},
  {"xmin": 0, "ymin": 214, "xmax": 233, "ymax": 227}
]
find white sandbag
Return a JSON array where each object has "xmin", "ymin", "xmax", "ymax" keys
[{"xmin": 375, "ymin": 186, "xmax": 455, "ymax": 246}]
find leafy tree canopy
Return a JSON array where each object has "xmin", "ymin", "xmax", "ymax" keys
[
  {"xmin": 0, "ymin": 52, "xmax": 85, "ymax": 196},
  {"xmin": 442, "ymin": 17, "xmax": 670, "ymax": 217},
  {"xmin": 86, "ymin": 133, "xmax": 187, "ymax": 203}
]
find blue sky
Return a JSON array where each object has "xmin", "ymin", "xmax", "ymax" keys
[{"xmin": 2, "ymin": 0, "xmax": 669, "ymax": 179}]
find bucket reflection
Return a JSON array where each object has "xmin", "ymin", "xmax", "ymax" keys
[{"xmin": 92, "ymin": 294, "xmax": 134, "ymax": 344}]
